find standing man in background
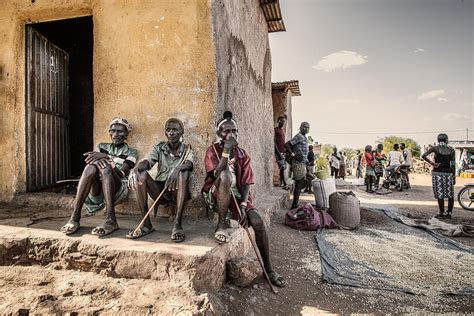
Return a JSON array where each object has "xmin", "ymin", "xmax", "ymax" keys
[
  {"xmin": 274, "ymin": 115, "xmax": 288, "ymax": 189},
  {"xmin": 285, "ymin": 122, "xmax": 310, "ymax": 209}
]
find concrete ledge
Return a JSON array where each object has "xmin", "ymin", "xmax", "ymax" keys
[{"xmin": 0, "ymin": 189, "xmax": 289, "ymax": 292}]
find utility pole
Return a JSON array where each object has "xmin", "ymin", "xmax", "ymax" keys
[{"xmin": 467, "ymin": 128, "xmax": 469, "ymax": 142}]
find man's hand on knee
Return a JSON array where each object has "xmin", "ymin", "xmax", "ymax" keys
[
  {"xmin": 128, "ymin": 169, "xmax": 143, "ymax": 190},
  {"xmin": 165, "ymin": 168, "xmax": 180, "ymax": 191},
  {"xmin": 238, "ymin": 204, "xmax": 248, "ymax": 228}
]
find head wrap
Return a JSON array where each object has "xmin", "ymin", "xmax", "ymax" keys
[
  {"xmin": 109, "ymin": 117, "xmax": 132, "ymax": 133},
  {"xmin": 165, "ymin": 118, "xmax": 185, "ymax": 131},
  {"xmin": 216, "ymin": 111, "xmax": 237, "ymax": 132}
]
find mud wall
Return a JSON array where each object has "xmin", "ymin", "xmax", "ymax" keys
[
  {"xmin": 0, "ymin": 0, "xmax": 217, "ymax": 201},
  {"xmin": 211, "ymin": 0, "xmax": 274, "ymax": 198},
  {"xmin": 272, "ymin": 89, "xmax": 293, "ymax": 143}
]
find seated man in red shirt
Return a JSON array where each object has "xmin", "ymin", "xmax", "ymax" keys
[{"xmin": 202, "ymin": 111, "xmax": 286, "ymax": 288}]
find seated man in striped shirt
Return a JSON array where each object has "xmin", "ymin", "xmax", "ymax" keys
[{"xmin": 60, "ymin": 117, "xmax": 138, "ymax": 237}]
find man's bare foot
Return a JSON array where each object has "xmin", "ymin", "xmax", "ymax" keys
[
  {"xmin": 60, "ymin": 220, "xmax": 80, "ymax": 235},
  {"xmin": 268, "ymin": 271, "xmax": 287, "ymax": 287},
  {"xmin": 214, "ymin": 227, "xmax": 230, "ymax": 244},
  {"xmin": 91, "ymin": 219, "xmax": 119, "ymax": 237},
  {"xmin": 171, "ymin": 224, "xmax": 185, "ymax": 243}
]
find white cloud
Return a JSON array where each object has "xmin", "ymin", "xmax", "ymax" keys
[
  {"xmin": 312, "ymin": 50, "xmax": 368, "ymax": 72},
  {"xmin": 413, "ymin": 48, "xmax": 427, "ymax": 53},
  {"xmin": 442, "ymin": 113, "xmax": 471, "ymax": 121},
  {"xmin": 335, "ymin": 98, "xmax": 360, "ymax": 104},
  {"xmin": 418, "ymin": 89, "xmax": 445, "ymax": 100},
  {"xmin": 437, "ymin": 97, "xmax": 448, "ymax": 102}
]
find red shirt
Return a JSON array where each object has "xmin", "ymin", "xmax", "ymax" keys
[
  {"xmin": 274, "ymin": 127, "xmax": 286, "ymax": 154},
  {"xmin": 365, "ymin": 152, "xmax": 376, "ymax": 168},
  {"xmin": 202, "ymin": 142, "xmax": 255, "ymax": 194},
  {"xmin": 202, "ymin": 142, "xmax": 256, "ymax": 219}
]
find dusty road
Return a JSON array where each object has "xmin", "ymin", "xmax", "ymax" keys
[{"xmin": 218, "ymin": 174, "xmax": 474, "ymax": 315}]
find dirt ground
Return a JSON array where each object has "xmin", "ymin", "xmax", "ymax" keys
[
  {"xmin": 217, "ymin": 174, "xmax": 474, "ymax": 315},
  {"xmin": 0, "ymin": 174, "xmax": 473, "ymax": 314}
]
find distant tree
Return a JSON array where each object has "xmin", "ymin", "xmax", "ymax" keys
[
  {"xmin": 321, "ymin": 144, "xmax": 336, "ymax": 156},
  {"xmin": 341, "ymin": 148, "xmax": 356, "ymax": 161},
  {"xmin": 376, "ymin": 136, "xmax": 421, "ymax": 157}
]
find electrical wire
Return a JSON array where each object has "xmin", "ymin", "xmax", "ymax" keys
[{"xmin": 306, "ymin": 129, "xmax": 467, "ymax": 136}]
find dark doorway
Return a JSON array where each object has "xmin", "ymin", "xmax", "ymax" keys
[{"xmin": 26, "ymin": 16, "xmax": 93, "ymax": 191}]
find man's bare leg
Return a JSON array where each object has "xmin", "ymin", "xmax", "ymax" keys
[
  {"xmin": 214, "ymin": 170, "xmax": 233, "ymax": 243},
  {"xmin": 100, "ymin": 165, "xmax": 122, "ymax": 223},
  {"xmin": 248, "ymin": 208, "xmax": 286, "ymax": 287},
  {"xmin": 171, "ymin": 171, "xmax": 189, "ymax": 242},
  {"xmin": 71, "ymin": 164, "xmax": 101, "ymax": 222},
  {"xmin": 61, "ymin": 164, "xmax": 101, "ymax": 234},
  {"xmin": 136, "ymin": 170, "xmax": 162, "ymax": 230}
]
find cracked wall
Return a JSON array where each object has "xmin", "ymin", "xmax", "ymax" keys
[{"xmin": 211, "ymin": 0, "xmax": 274, "ymax": 198}]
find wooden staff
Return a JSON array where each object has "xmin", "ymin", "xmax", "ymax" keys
[
  {"xmin": 231, "ymin": 193, "xmax": 279, "ymax": 294},
  {"xmin": 131, "ymin": 144, "xmax": 191, "ymax": 236},
  {"xmin": 212, "ymin": 144, "xmax": 278, "ymax": 294}
]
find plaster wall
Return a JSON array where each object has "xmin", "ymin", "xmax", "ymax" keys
[
  {"xmin": 0, "ymin": 0, "xmax": 217, "ymax": 201},
  {"xmin": 211, "ymin": 0, "xmax": 273, "ymax": 198}
]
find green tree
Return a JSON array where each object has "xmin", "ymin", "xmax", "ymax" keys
[
  {"xmin": 376, "ymin": 136, "xmax": 421, "ymax": 157},
  {"xmin": 321, "ymin": 144, "xmax": 336, "ymax": 156},
  {"xmin": 341, "ymin": 148, "xmax": 356, "ymax": 161}
]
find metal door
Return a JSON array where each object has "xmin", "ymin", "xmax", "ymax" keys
[{"xmin": 26, "ymin": 27, "xmax": 70, "ymax": 191}]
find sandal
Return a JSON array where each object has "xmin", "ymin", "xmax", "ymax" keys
[
  {"xmin": 126, "ymin": 226, "xmax": 155, "ymax": 239},
  {"xmin": 214, "ymin": 227, "xmax": 230, "ymax": 244},
  {"xmin": 60, "ymin": 220, "xmax": 80, "ymax": 235},
  {"xmin": 268, "ymin": 271, "xmax": 287, "ymax": 287},
  {"xmin": 91, "ymin": 220, "xmax": 119, "ymax": 237},
  {"xmin": 171, "ymin": 226, "xmax": 185, "ymax": 243}
]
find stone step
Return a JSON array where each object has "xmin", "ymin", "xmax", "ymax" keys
[{"xmin": 0, "ymin": 189, "xmax": 289, "ymax": 292}]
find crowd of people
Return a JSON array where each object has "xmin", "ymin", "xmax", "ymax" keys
[
  {"xmin": 57, "ymin": 113, "xmax": 457, "ymax": 291},
  {"xmin": 274, "ymin": 119, "xmax": 456, "ymax": 220}
]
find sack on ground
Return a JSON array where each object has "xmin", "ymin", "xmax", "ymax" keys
[
  {"xmin": 328, "ymin": 191, "xmax": 360, "ymax": 229},
  {"xmin": 284, "ymin": 203, "xmax": 338, "ymax": 231},
  {"xmin": 312, "ymin": 178, "xmax": 336, "ymax": 209}
]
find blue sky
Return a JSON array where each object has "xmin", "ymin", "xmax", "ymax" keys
[{"xmin": 269, "ymin": 0, "xmax": 473, "ymax": 148}]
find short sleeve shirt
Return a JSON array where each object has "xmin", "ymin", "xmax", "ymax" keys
[
  {"xmin": 145, "ymin": 142, "xmax": 194, "ymax": 182},
  {"xmin": 388, "ymin": 151, "xmax": 404, "ymax": 166},
  {"xmin": 289, "ymin": 133, "xmax": 309, "ymax": 163},
  {"xmin": 97, "ymin": 143, "xmax": 138, "ymax": 179},
  {"xmin": 274, "ymin": 127, "xmax": 286, "ymax": 154}
]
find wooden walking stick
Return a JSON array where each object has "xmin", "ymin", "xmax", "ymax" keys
[
  {"xmin": 131, "ymin": 145, "xmax": 191, "ymax": 236},
  {"xmin": 231, "ymin": 193, "xmax": 279, "ymax": 294},
  {"xmin": 211, "ymin": 144, "xmax": 278, "ymax": 294}
]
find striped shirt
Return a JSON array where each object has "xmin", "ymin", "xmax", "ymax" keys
[
  {"xmin": 289, "ymin": 132, "xmax": 309, "ymax": 164},
  {"xmin": 97, "ymin": 143, "xmax": 138, "ymax": 178}
]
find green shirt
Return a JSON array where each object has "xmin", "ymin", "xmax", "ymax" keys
[
  {"xmin": 146, "ymin": 141, "xmax": 194, "ymax": 181},
  {"xmin": 97, "ymin": 143, "xmax": 138, "ymax": 178}
]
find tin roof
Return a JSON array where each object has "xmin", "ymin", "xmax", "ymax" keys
[
  {"xmin": 272, "ymin": 80, "xmax": 301, "ymax": 96},
  {"xmin": 260, "ymin": 0, "xmax": 286, "ymax": 33}
]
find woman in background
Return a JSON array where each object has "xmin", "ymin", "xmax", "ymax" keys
[{"xmin": 422, "ymin": 133, "xmax": 456, "ymax": 218}]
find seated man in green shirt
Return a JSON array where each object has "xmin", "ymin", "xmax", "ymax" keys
[
  {"xmin": 127, "ymin": 118, "xmax": 194, "ymax": 242},
  {"xmin": 60, "ymin": 117, "xmax": 138, "ymax": 237}
]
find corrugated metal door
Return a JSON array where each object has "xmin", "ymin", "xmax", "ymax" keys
[{"xmin": 26, "ymin": 27, "xmax": 70, "ymax": 191}]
